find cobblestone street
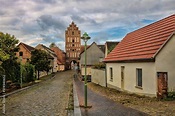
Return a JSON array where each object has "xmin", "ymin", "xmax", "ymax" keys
[{"xmin": 3, "ymin": 70, "xmax": 73, "ymax": 116}]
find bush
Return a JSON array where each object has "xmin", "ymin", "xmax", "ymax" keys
[
  {"xmin": 168, "ymin": 92, "xmax": 175, "ymax": 99},
  {"xmin": 21, "ymin": 63, "xmax": 35, "ymax": 83},
  {"xmin": 93, "ymin": 63, "xmax": 105, "ymax": 69}
]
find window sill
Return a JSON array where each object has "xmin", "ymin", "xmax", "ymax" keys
[{"xmin": 135, "ymin": 86, "xmax": 143, "ymax": 90}]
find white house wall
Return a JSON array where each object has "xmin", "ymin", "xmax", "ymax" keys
[
  {"xmin": 106, "ymin": 62, "xmax": 156, "ymax": 97},
  {"xmin": 155, "ymin": 34, "xmax": 175, "ymax": 92},
  {"xmin": 81, "ymin": 66, "xmax": 91, "ymax": 76}
]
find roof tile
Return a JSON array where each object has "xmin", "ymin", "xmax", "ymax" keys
[{"xmin": 104, "ymin": 14, "xmax": 175, "ymax": 62}]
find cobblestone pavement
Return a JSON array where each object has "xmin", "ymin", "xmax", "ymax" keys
[
  {"xmin": 3, "ymin": 70, "xmax": 74, "ymax": 116},
  {"xmin": 74, "ymin": 77, "xmax": 148, "ymax": 116}
]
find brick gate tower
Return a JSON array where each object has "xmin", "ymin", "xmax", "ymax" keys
[{"xmin": 65, "ymin": 22, "xmax": 81, "ymax": 69}]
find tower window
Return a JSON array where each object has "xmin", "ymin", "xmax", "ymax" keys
[
  {"xmin": 72, "ymin": 39, "xmax": 74, "ymax": 43},
  {"xmin": 72, "ymin": 31, "xmax": 74, "ymax": 35}
]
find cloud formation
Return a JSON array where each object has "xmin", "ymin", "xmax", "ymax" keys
[{"xmin": 0, "ymin": 0, "xmax": 174, "ymax": 50}]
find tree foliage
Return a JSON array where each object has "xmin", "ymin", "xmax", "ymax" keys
[
  {"xmin": 22, "ymin": 63, "xmax": 35, "ymax": 82},
  {"xmin": 93, "ymin": 62, "xmax": 106, "ymax": 69},
  {"xmin": 30, "ymin": 49, "xmax": 51, "ymax": 79},
  {"xmin": 0, "ymin": 32, "xmax": 20, "ymax": 87},
  {"xmin": 107, "ymin": 44, "xmax": 116, "ymax": 54},
  {"xmin": 49, "ymin": 42, "xmax": 56, "ymax": 48}
]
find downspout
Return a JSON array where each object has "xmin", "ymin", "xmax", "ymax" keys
[{"xmin": 105, "ymin": 63, "xmax": 107, "ymax": 87}]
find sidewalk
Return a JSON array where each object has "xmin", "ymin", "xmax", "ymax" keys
[{"xmin": 74, "ymin": 77, "xmax": 148, "ymax": 116}]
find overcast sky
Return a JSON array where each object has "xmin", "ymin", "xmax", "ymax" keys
[{"xmin": 0, "ymin": 0, "xmax": 175, "ymax": 50}]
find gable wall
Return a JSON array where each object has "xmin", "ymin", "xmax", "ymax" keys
[
  {"xmin": 17, "ymin": 44, "xmax": 31, "ymax": 64},
  {"xmin": 155, "ymin": 34, "xmax": 175, "ymax": 91},
  {"xmin": 80, "ymin": 43, "xmax": 104, "ymax": 65}
]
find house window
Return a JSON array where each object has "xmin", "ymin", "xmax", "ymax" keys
[
  {"xmin": 19, "ymin": 52, "xmax": 23, "ymax": 56},
  {"xmin": 136, "ymin": 68, "xmax": 142, "ymax": 87},
  {"xmin": 110, "ymin": 67, "xmax": 113, "ymax": 81}
]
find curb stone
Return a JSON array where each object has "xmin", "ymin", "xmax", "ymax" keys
[{"xmin": 73, "ymin": 79, "xmax": 81, "ymax": 116}]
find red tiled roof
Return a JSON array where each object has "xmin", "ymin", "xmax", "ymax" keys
[
  {"xmin": 104, "ymin": 14, "xmax": 175, "ymax": 62},
  {"xmin": 51, "ymin": 47, "xmax": 66, "ymax": 64}
]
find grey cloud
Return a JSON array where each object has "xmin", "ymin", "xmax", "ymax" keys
[
  {"xmin": 71, "ymin": 15, "xmax": 97, "ymax": 25},
  {"xmin": 91, "ymin": 32, "xmax": 109, "ymax": 44},
  {"xmin": 0, "ymin": 0, "xmax": 175, "ymax": 48},
  {"xmin": 20, "ymin": 21, "xmax": 41, "ymax": 35},
  {"xmin": 34, "ymin": 0, "xmax": 57, "ymax": 4},
  {"xmin": 37, "ymin": 15, "xmax": 66, "ymax": 30},
  {"xmin": 40, "ymin": 34, "xmax": 55, "ymax": 43}
]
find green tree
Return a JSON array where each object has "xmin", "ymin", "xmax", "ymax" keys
[
  {"xmin": 49, "ymin": 42, "xmax": 56, "ymax": 48},
  {"xmin": 22, "ymin": 63, "xmax": 35, "ymax": 82},
  {"xmin": 30, "ymin": 49, "xmax": 51, "ymax": 79},
  {"xmin": 107, "ymin": 44, "xmax": 116, "ymax": 54},
  {"xmin": 0, "ymin": 32, "xmax": 20, "ymax": 83}
]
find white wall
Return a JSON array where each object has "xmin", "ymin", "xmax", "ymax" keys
[
  {"xmin": 106, "ymin": 62, "xmax": 156, "ymax": 97},
  {"xmin": 91, "ymin": 68, "xmax": 106, "ymax": 87},
  {"xmin": 81, "ymin": 66, "xmax": 91, "ymax": 76},
  {"xmin": 155, "ymin": 34, "xmax": 175, "ymax": 92}
]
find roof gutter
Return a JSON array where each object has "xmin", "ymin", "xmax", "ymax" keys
[{"xmin": 103, "ymin": 58, "xmax": 155, "ymax": 63}]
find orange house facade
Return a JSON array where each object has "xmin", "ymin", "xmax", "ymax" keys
[{"xmin": 16, "ymin": 42, "xmax": 35, "ymax": 64}]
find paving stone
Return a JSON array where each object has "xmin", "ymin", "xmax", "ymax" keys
[{"xmin": 1, "ymin": 70, "xmax": 73, "ymax": 116}]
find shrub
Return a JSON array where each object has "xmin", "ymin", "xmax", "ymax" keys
[
  {"xmin": 93, "ymin": 63, "xmax": 105, "ymax": 69},
  {"xmin": 168, "ymin": 92, "xmax": 175, "ymax": 99},
  {"xmin": 21, "ymin": 63, "xmax": 35, "ymax": 83}
]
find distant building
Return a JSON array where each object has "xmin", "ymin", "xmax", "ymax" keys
[
  {"xmin": 51, "ymin": 46, "xmax": 66, "ymax": 71},
  {"xmin": 65, "ymin": 22, "xmax": 81, "ymax": 69},
  {"xmin": 35, "ymin": 44, "xmax": 58, "ymax": 72},
  {"xmin": 80, "ymin": 42, "xmax": 105, "ymax": 77},
  {"xmin": 16, "ymin": 42, "xmax": 35, "ymax": 64}
]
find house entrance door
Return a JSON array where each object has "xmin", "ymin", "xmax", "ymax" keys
[
  {"xmin": 157, "ymin": 72, "xmax": 168, "ymax": 98},
  {"xmin": 121, "ymin": 66, "xmax": 125, "ymax": 90}
]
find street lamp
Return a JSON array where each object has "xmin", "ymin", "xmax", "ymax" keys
[{"xmin": 81, "ymin": 32, "xmax": 90, "ymax": 108}]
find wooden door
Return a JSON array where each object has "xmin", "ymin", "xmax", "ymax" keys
[
  {"xmin": 121, "ymin": 66, "xmax": 125, "ymax": 90},
  {"xmin": 157, "ymin": 72, "xmax": 168, "ymax": 98}
]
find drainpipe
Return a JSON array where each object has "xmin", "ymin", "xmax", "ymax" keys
[{"xmin": 105, "ymin": 63, "xmax": 107, "ymax": 87}]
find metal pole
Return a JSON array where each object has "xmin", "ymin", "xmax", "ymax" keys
[
  {"xmin": 20, "ymin": 57, "xmax": 22, "ymax": 88},
  {"xmin": 84, "ymin": 41, "xmax": 87, "ymax": 107},
  {"xmin": 2, "ymin": 75, "xmax": 6, "ymax": 114}
]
